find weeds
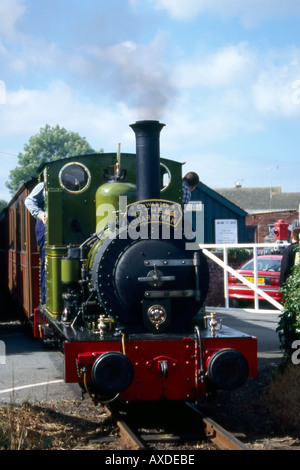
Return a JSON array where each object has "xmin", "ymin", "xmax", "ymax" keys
[
  {"xmin": 266, "ymin": 362, "xmax": 300, "ymax": 432},
  {"xmin": 0, "ymin": 401, "xmax": 70, "ymax": 450},
  {"xmin": 0, "ymin": 403, "xmax": 30, "ymax": 450},
  {"xmin": 0, "ymin": 399, "xmax": 112, "ymax": 450}
]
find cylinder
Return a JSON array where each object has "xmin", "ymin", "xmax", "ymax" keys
[{"xmin": 130, "ymin": 120, "xmax": 165, "ymax": 201}]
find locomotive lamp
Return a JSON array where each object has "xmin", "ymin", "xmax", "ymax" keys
[
  {"xmin": 143, "ymin": 299, "xmax": 171, "ymax": 333},
  {"xmin": 147, "ymin": 304, "xmax": 168, "ymax": 330}
]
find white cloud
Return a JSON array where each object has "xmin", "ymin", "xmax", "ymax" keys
[
  {"xmin": 1, "ymin": 79, "xmax": 138, "ymax": 152},
  {"xmin": 4, "ymin": 81, "xmax": 75, "ymax": 136},
  {"xmin": 0, "ymin": 79, "xmax": 139, "ymax": 201},
  {"xmin": 252, "ymin": 49, "xmax": 300, "ymax": 118},
  {"xmin": 253, "ymin": 74, "xmax": 299, "ymax": 118},
  {"xmin": 173, "ymin": 43, "xmax": 255, "ymax": 89},
  {"xmin": 0, "ymin": 2, "xmax": 62, "ymax": 76},
  {"xmin": 2, "ymin": 36, "xmax": 300, "ymax": 163},
  {"xmin": 149, "ymin": 0, "xmax": 300, "ymax": 25},
  {"xmin": 7, "ymin": 41, "xmax": 60, "ymax": 74},
  {"xmin": 150, "ymin": 0, "xmax": 208, "ymax": 19},
  {"xmin": 1, "ymin": 0, "xmax": 300, "ymax": 202},
  {"xmin": 0, "ymin": 0, "xmax": 25, "ymax": 40},
  {"xmin": 169, "ymin": 42, "xmax": 300, "ymax": 136}
]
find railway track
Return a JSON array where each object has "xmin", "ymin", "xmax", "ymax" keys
[{"xmin": 102, "ymin": 401, "xmax": 249, "ymax": 451}]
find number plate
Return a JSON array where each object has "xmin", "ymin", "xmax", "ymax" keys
[{"xmin": 245, "ymin": 276, "xmax": 265, "ymax": 284}]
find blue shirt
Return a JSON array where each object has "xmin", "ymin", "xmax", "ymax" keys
[
  {"xmin": 182, "ymin": 180, "xmax": 191, "ymax": 205},
  {"xmin": 25, "ymin": 182, "xmax": 45, "ymax": 220}
]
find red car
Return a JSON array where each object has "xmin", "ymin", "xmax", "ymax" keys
[{"xmin": 228, "ymin": 255, "xmax": 283, "ymax": 307}]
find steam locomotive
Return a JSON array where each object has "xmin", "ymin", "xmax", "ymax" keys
[{"xmin": 1, "ymin": 120, "xmax": 257, "ymax": 404}]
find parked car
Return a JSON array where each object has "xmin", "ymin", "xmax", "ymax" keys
[{"xmin": 228, "ymin": 255, "xmax": 283, "ymax": 306}]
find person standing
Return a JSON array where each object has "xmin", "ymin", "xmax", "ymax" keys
[
  {"xmin": 182, "ymin": 172, "xmax": 199, "ymax": 205},
  {"xmin": 25, "ymin": 182, "xmax": 47, "ymax": 304},
  {"xmin": 279, "ymin": 227, "xmax": 300, "ymax": 287}
]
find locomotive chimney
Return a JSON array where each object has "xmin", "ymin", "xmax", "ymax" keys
[{"xmin": 130, "ymin": 120, "xmax": 165, "ymax": 201}]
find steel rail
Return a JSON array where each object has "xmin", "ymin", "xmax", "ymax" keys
[
  {"xmin": 104, "ymin": 405, "xmax": 147, "ymax": 450},
  {"xmin": 185, "ymin": 402, "xmax": 249, "ymax": 450},
  {"xmin": 202, "ymin": 417, "xmax": 249, "ymax": 450},
  {"xmin": 104, "ymin": 402, "xmax": 249, "ymax": 451}
]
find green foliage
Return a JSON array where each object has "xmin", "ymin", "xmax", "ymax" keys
[
  {"xmin": 0, "ymin": 200, "xmax": 7, "ymax": 213},
  {"xmin": 277, "ymin": 265, "xmax": 300, "ymax": 357},
  {"xmin": 227, "ymin": 248, "xmax": 250, "ymax": 263},
  {"xmin": 6, "ymin": 124, "xmax": 99, "ymax": 195}
]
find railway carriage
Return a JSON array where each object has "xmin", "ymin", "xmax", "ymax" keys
[
  {"xmin": 0, "ymin": 179, "xmax": 39, "ymax": 317},
  {"xmin": 1, "ymin": 120, "xmax": 257, "ymax": 403}
]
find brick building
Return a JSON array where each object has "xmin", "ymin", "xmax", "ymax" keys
[{"xmin": 215, "ymin": 186, "xmax": 300, "ymax": 243}]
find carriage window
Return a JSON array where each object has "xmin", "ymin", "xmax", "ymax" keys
[{"xmin": 59, "ymin": 162, "xmax": 91, "ymax": 193}]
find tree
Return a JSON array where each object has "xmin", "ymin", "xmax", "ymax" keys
[
  {"xmin": 6, "ymin": 124, "xmax": 100, "ymax": 194},
  {"xmin": 0, "ymin": 200, "xmax": 7, "ymax": 213}
]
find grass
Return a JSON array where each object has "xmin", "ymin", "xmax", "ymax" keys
[
  {"xmin": 0, "ymin": 403, "xmax": 31, "ymax": 450},
  {"xmin": 266, "ymin": 362, "xmax": 300, "ymax": 432},
  {"xmin": 0, "ymin": 399, "xmax": 114, "ymax": 450}
]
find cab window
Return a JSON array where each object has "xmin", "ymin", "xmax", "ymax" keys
[{"xmin": 59, "ymin": 162, "xmax": 91, "ymax": 193}]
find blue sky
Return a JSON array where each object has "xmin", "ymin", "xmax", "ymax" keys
[{"xmin": 1, "ymin": 0, "xmax": 300, "ymax": 201}]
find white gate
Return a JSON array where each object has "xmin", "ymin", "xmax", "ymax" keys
[{"xmin": 199, "ymin": 243, "xmax": 286, "ymax": 314}]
